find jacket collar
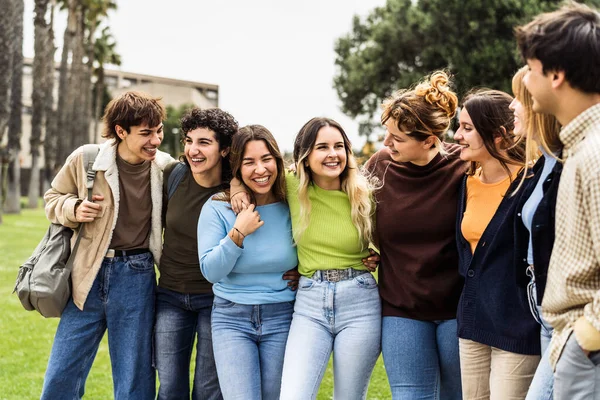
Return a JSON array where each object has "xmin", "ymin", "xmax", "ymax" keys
[{"xmin": 92, "ymin": 138, "xmax": 173, "ymax": 171}]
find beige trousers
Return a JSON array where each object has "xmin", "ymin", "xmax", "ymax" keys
[{"xmin": 459, "ymin": 338, "xmax": 540, "ymax": 400}]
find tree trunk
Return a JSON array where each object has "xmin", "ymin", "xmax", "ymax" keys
[
  {"xmin": 6, "ymin": 157, "xmax": 21, "ymax": 211},
  {"xmin": 5, "ymin": 0, "xmax": 24, "ymax": 213},
  {"xmin": 66, "ymin": 5, "xmax": 85, "ymax": 150},
  {"xmin": 0, "ymin": 0, "xmax": 15, "ymax": 223},
  {"xmin": 27, "ymin": 152, "xmax": 40, "ymax": 208},
  {"xmin": 42, "ymin": 0, "xmax": 56, "ymax": 191},
  {"xmin": 0, "ymin": 0, "xmax": 14, "ymax": 141},
  {"xmin": 28, "ymin": 0, "xmax": 49, "ymax": 209},
  {"xmin": 55, "ymin": 0, "xmax": 76, "ymax": 166},
  {"xmin": 93, "ymin": 68, "xmax": 104, "ymax": 144}
]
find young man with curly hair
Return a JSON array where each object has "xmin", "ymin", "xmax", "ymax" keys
[
  {"xmin": 516, "ymin": 3, "xmax": 600, "ymax": 398},
  {"xmin": 41, "ymin": 91, "xmax": 173, "ymax": 399},
  {"xmin": 154, "ymin": 107, "xmax": 238, "ymax": 400}
]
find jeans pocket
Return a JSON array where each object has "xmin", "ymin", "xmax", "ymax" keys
[
  {"xmin": 353, "ymin": 273, "xmax": 377, "ymax": 289},
  {"xmin": 127, "ymin": 253, "xmax": 154, "ymax": 272},
  {"xmin": 212, "ymin": 296, "xmax": 236, "ymax": 309},
  {"xmin": 298, "ymin": 277, "xmax": 315, "ymax": 291}
]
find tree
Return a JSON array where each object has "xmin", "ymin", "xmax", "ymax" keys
[
  {"xmin": 333, "ymin": 0, "xmax": 600, "ymax": 140},
  {"xmin": 92, "ymin": 25, "xmax": 120, "ymax": 143},
  {"xmin": 27, "ymin": 0, "xmax": 51, "ymax": 209},
  {"xmin": 0, "ymin": 0, "xmax": 15, "ymax": 223},
  {"xmin": 42, "ymin": 0, "xmax": 57, "ymax": 192},
  {"xmin": 5, "ymin": 0, "xmax": 24, "ymax": 213},
  {"xmin": 79, "ymin": 0, "xmax": 116, "ymax": 146},
  {"xmin": 162, "ymin": 104, "xmax": 196, "ymax": 159}
]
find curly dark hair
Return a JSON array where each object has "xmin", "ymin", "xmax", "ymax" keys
[{"xmin": 179, "ymin": 107, "xmax": 239, "ymax": 181}]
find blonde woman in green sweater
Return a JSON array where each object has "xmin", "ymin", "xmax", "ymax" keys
[{"xmin": 278, "ymin": 117, "xmax": 379, "ymax": 400}]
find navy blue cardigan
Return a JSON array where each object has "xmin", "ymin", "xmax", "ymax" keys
[
  {"xmin": 514, "ymin": 156, "xmax": 563, "ymax": 305},
  {"xmin": 456, "ymin": 174, "xmax": 540, "ymax": 355}
]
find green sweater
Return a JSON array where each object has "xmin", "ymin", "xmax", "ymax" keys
[{"xmin": 286, "ymin": 173, "xmax": 369, "ymax": 277}]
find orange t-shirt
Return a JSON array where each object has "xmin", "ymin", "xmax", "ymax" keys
[{"xmin": 461, "ymin": 173, "xmax": 513, "ymax": 254}]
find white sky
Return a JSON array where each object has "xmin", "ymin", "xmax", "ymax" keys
[{"xmin": 23, "ymin": 0, "xmax": 388, "ymax": 152}]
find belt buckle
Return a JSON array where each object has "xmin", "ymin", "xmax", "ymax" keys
[
  {"xmin": 325, "ymin": 269, "xmax": 342, "ymax": 282},
  {"xmin": 106, "ymin": 249, "xmax": 115, "ymax": 258}
]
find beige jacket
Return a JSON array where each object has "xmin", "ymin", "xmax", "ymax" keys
[{"xmin": 44, "ymin": 139, "xmax": 173, "ymax": 310}]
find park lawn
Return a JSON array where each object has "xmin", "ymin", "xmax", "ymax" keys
[{"xmin": 0, "ymin": 207, "xmax": 390, "ymax": 399}]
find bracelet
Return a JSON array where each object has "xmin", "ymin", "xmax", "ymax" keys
[
  {"xmin": 233, "ymin": 227, "xmax": 246, "ymax": 238},
  {"xmin": 231, "ymin": 191, "xmax": 246, "ymax": 199}
]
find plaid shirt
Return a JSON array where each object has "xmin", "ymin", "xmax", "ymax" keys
[{"xmin": 543, "ymin": 103, "xmax": 600, "ymax": 369}]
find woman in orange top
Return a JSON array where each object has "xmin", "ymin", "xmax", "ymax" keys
[{"xmin": 454, "ymin": 89, "xmax": 540, "ymax": 399}]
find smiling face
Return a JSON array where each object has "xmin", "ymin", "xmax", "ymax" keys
[
  {"xmin": 509, "ymin": 97, "xmax": 526, "ymax": 136},
  {"xmin": 523, "ymin": 58, "xmax": 556, "ymax": 115},
  {"xmin": 116, "ymin": 123, "xmax": 164, "ymax": 164},
  {"xmin": 306, "ymin": 126, "xmax": 347, "ymax": 189},
  {"xmin": 382, "ymin": 118, "xmax": 436, "ymax": 165},
  {"xmin": 240, "ymin": 140, "xmax": 278, "ymax": 205},
  {"xmin": 184, "ymin": 127, "xmax": 225, "ymax": 183},
  {"xmin": 454, "ymin": 108, "xmax": 489, "ymax": 162}
]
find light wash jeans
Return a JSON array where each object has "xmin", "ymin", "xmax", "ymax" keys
[
  {"xmin": 554, "ymin": 333, "xmax": 600, "ymax": 400},
  {"xmin": 525, "ymin": 269, "xmax": 554, "ymax": 400},
  {"xmin": 41, "ymin": 253, "xmax": 156, "ymax": 400},
  {"xmin": 279, "ymin": 273, "xmax": 381, "ymax": 400},
  {"xmin": 154, "ymin": 286, "xmax": 222, "ymax": 400},
  {"xmin": 211, "ymin": 296, "xmax": 294, "ymax": 400},
  {"xmin": 382, "ymin": 317, "xmax": 462, "ymax": 400}
]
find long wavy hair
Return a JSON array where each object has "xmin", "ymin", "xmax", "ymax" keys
[
  {"xmin": 462, "ymin": 89, "xmax": 526, "ymax": 182},
  {"xmin": 511, "ymin": 66, "xmax": 562, "ymax": 194},
  {"xmin": 292, "ymin": 117, "xmax": 375, "ymax": 246}
]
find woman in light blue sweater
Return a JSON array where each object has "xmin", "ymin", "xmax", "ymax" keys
[{"xmin": 197, "ymin": 124, "xmax": 297, "ymax": 400}]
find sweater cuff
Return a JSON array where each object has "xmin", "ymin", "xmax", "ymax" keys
[
  {"xmin": 574, "ymin": 316, "xmax": 600, "ymax": 351},
  {"xmin": 65, "ymin": 197, "xmax": 81, "ymax": 224}
]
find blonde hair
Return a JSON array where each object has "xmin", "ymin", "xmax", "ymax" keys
[
  {"xmin": 511, "ymin": 66, "xmax": 562, "ymax": 195},
  {"xmin": 292, "ymin": 117, "xmax": 376, "ymax": 247},
  {"xmin": 381, "ymin": 71, "xmax": 458, "ymax": 155}
]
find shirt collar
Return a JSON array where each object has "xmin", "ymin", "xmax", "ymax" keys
[{"xmin": 560, "ymin": 103, "xmax": 600, "ymax": 152}]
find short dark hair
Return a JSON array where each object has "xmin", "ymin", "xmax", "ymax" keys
[
  {"xmin": 515, "ymin": 1, "xmax": 600, "ymax": 94},
  {"xmin": 179, "ymin": 107, "xmax": 238, "ymax": 181},
  {"xmin": 102, "ymin": 91, "xmax": 166, "ymax": 142}
]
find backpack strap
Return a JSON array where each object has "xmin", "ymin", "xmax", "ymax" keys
[
  {"xmin": 69, "ymin": 144, "xmax": 100, "ymax": 259},
  {"xmin": 167, "ymin": 162, "xmax": 187, "ymax": 200},
  {"xmin": 81, "ymin": 144, "xmax": 100, "ymax": 202}
]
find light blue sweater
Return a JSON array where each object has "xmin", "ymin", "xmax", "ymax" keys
[{"xmin": 197, "ymin": 197, "xmax": 297, "ymax": 304}]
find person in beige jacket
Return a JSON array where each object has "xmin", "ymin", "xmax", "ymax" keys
[{"xmin": 40, "ymin": 91, "xmax": 173, "ymax": 400}]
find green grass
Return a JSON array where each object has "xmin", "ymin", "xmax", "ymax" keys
[{"xmin": 0, "ymin": 207, "xmax": 391, "ymax": 399}]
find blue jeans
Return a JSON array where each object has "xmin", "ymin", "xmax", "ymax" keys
[
  {"xmin": 211, "ymin": 296, "xmax": 294, "ymax": 400},
  {"xmin": 382, "ymin": 317, "xmax": 462, "ymax": 400},
  {"xmin": 41, "ymin": 253, "xmax": 156, "ymax": 400},
  {"xmin": 154, "ymin": 286, "xmax": 222, "ymax": 400},
  {"xmin": 280, "ymin": 273, "xmax": 381, "ymax": 400},
  {"xmin": 525, "ymin": 270, "xmax": 554, "ymax": 400}
]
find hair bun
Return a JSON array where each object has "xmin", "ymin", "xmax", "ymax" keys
[{"xmin": 415, "ymin": 71, "xmax": 458, "ymax": 118}]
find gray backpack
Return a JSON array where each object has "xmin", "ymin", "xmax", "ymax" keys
[{"xmin": 14, "ymin": 144, "xmax": 100, "ymax": 318}]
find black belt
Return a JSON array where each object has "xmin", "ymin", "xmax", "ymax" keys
[{"xmin": 105, "ymin": 248, "xmax": 150, "ymax": 258}]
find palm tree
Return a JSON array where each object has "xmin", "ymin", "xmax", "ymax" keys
[
  {"xmin": 5, "ymin": 0, "xmax": 24, "ymax": 213},
  {"xmin": 92, "ymin": 26, "xmax": 120, "ymax": 142},
  {"xmin": 80, "ymin": 0, "xmax": 116, "ymax": 145},
  {"xmin": 43, "ymin": 0, "xmax": 57, "ymax": 191},
  {"xmin": 27, "ymin": 0, "xmax": 50, "ymax": 209},
  {"xmin": 55, "ymin": 0, "xmax": 78, "ymax": 165},
  {"xmin": 0, "ymin": 0, "xmax": 15, "ymax": 223}
]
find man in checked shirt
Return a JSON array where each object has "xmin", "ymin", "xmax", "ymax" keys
[{"xmin": 516, "ymin": 2, "xmax": 600, "ymax": 398}]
